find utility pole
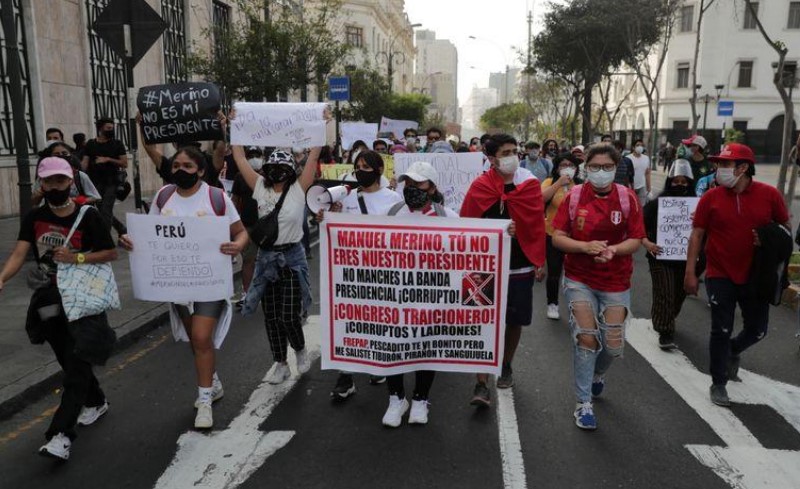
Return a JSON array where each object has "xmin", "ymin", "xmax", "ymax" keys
[
  {"xmin": 524, "ymin": 9, "xmax": 533, "ymax": 142},
  {"xmin": 1, "ymin": 0, "xmax": 32, "ymax": 217}
]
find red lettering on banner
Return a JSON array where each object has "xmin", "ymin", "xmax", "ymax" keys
[
  {"xmin": 334, "ymin": 303, "xmax": 400, "ymax": 325},
  {"xmin": 337, "ymin": 230, "xmax": 387, "ymax": 249},
  {"xmin": 389, "ymin": 232, "xmax": 444, "ymax": 251},
  {"xmin": 343, "ymin": 337, "xmax": 368, "ymax": 348},
  {"xmin": 333, "ymin": 249, "xmax": 360, "ymax": 266}
]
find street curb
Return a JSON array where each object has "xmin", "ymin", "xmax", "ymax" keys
[{"xmin": 0, "ymin": 305, "xmax": 170, "ymax": 421}]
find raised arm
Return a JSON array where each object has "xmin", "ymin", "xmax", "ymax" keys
[
  {"xmin": 298, "ymin": 147, "xmax": 321, "ymax": 191},
  {"xmin": 231, "ymin": 145, "xmax": 259, "ymax": 191}
]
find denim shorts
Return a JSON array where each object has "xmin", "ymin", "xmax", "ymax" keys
[
  {"xmin": 175, "ymin": 300, "xmax": 226, "ymax": 320},
  {"xmin": 563, "ymin": 277, "xmax": 631, "ymax": 336}
]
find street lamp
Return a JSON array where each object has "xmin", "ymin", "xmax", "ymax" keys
[
  {"xmin": 413, "ymin": 71, "xmax": 442, "ymax": 94},
  {"xmin": 376, "ymin": 23, "xmax": 422, "ymax": 92},
  {"xmin": 698, "ymin": 84, "xmax": 725, "ymax": 136}
]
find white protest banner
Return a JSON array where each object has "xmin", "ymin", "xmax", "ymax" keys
[
  {"xmin": 320, "ymin": 213, "xmax": 511, "ymax": 376},
  {"xmin": 379, "ymin": 117, "xmax": 418, "ymax": 140},
  {"xmin": 393, "ymin": 152, "xmax": 484, "ymax": 212},
  {"xmin": 230, "ymin": 102, "xmax": 327, "ymax": 148},
  {"xmin": 341, "ymin": 122, "xmax": 378, "ymax": 150},
  {"xmin": 657, "ymin": 197, "xmax": 699, "ymax": 261},
  {"xmin": 126, "ymin": 214, "xmax": 234, "ymax": 302}
]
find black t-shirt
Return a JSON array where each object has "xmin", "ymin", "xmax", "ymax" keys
[
  {"xmin": 690, "ymin": 156, "xmax": 713, "ymax": 180},
  {"xmin": 614, "ymin": 157, "xmax": 635, "ymax": 187},
  {"xmin": 157, "ymin": 154, "xmax": 221, "ymax": 188},
  {"xmin": 232, "ymin": 173, "xmax": 258, "ymax": 227},
  {"xmin": 18, "ymin": 205, "xmax": 115, "ymax": 276},
  {"xmin": 482, "ymin": 183, "xmax": 533, "ymax": 270},
  {"xmin": 85, "ymin": 138, "xmax": 127, "ymax": 186}
]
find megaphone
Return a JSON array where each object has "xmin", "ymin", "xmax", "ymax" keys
[{"xmin": 306, "ymin": 184, "xmax": 352, "ymax": 213}]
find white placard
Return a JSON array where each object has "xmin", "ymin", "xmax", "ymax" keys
[
  {"xmin": 320, "ymin": 213, "xmax": 511, "ymax": 375},
  {"xmin": 393, "ymin": 152, "xmax": 484, "ymax": 213},
  {"xmin": 657, "ymin": 197, "xmax": 699, "ymax": 261},
  {"xmin": 341, "ymin": 122, "xmax": 378, "ymax": 150},
  {"xmin": 230, "ymin": 102, "xmax": 327, "ymax": 148},
  {"xmin": 379, "ymin": 117, "xmax": 418, "ymax": 140},
  {"xmin": 126, "ymin": 214, "xmax": 234, "ymax": 302}
]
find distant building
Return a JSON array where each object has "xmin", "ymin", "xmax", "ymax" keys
[
  {"xmin": 461, "ymin": 87, "xmax": 499, "ymax": 137},
  {"xmin": 605, "ymin": 0, "xmax": 800, "ymax": 160},
  {"xmin": 489, "ymin": 68, "xmax": 522, "ymax": 105},
  {"xmin": 414, "ymin": 29, "xmax": 458, "ymax": 124}
]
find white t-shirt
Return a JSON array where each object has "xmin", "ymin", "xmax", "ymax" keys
[
  {"xmin": 627, "ymin": 153, "xmax": 650, "ymax": 190},
  {"xmin": 151, "ymin": 182, "xmax": 240, "ymax": 226},
  {"xmin": 341, "ymin": 187, "xmax": 403, "ymax": 215},
  {"xmin": 252, "ymin": 175, "xmax": 306, "ymax": 245},
  {"xmin": 390, "ymin": 203, "xmax": 459, "ymax": 218}
]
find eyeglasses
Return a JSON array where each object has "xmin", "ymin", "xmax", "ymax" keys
[
  {"xmin": 52, "ymin": 151, "xmax": 70, "ymax": 157},
  {"xmin": 585, "ymin": 164, "xmax": 616, "ymax": 172},
  {"xmin": 428, "ymin": 136, "xmax": 441, "ymax": 141}
]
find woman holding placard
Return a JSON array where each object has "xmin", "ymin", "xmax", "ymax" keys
[
  {"xmin": 231, "ymin": 141, "xmax": 320, "ymax": 386},
  {"xmin": 642, "ymin": 159, "xmax": 696, "ymax": 351},
  {"xmin": 120, "ymin": 147, "xmax": 248, "ymax": 430}
]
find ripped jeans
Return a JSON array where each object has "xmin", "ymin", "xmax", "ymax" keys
[
  {"xmin": 706, "ymin": 278, "xmax": 770, "ymax": 386},
  {"xmin": 564, "ymin": 278, "xmax": 630, "ymax": 403}
]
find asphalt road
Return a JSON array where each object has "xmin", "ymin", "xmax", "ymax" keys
[{"xmin": 1, "ymin": 228, "xmax": 799, "ymax": 488}]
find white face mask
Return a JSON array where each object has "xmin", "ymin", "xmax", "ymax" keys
[
  {"xmin": 497, "ymin": 155, "xmax": 520, "ymax": 175},
  {"xmin": 528, "ymin": 150, "xmax": 540, "ymax": 159},
  {"xmin": 588, "ymin": 169, "xmax": 615, "ymax": 189},
  {"xmin": 715, "ymin": 167, "xmax": 740, "ymax": 188},
  {"xmin": 559, "ymin": 167, "xmax": 576, "ymax": 179},
  {"xmin": 248, "ymin": 157, "xmax": 263, "ymax": 170},
  {"xmin": 635, "ymin": 145, "xmax": 645, "ymax": 154}
]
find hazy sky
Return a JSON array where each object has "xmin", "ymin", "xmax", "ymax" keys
[{"xmin": 404, "ymin": 0, "xmax": 545, "ymax": 106}]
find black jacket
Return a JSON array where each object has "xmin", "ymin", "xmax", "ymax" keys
[{"xmin": 749, "ymin": 223, "xmax": 793, "ymax": 305}]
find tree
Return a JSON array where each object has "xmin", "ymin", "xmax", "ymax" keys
[
  {"xmin": 480, "ymin": 103, "xmax": 530, "ymax": 138},
  {"xmin": 339, "ymin": 64, "xmax": 391, "ymax": 122},
  {"xmin": 689, "ymin": 0, "xmax": 716, "ymax": 133},
  {"xmin": 743, "ymin": 0, "xmax": 797, "ymax": 206},
  {"xmin": 387, "ymin": 93, "xmax": 431, "ymax": 124}
]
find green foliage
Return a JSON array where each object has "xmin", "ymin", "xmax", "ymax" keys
[
  {"xmin": 480, "ymin": 103, "xmax": 530, "ymax": 137},
  {"xmin": 387, "ymin": 93, "xmax": 432, "ymax": 124},
  {"xmin": 340, "ymin": 66, "xmax": 430, "ymax": 124},
  {"xmin": 724, "ymin": 127, "xmax": 745, "ymax": 143}
]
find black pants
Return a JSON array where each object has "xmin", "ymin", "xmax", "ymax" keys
[
  {"xmin": 96, "ymin": 184, "xmax": 127, "ymax": 235},
  {"xmin": 706, "ymin": 278, "xmax": 770, "ymax": 386},
  {"xmin": 387, "ymin": 371, "xmax": 436, "ymax": 400},
  {"xmin": 262, "ymin": 267, "xmax": 305, "ymax": 362},
  {"xmin": 545, "ymin": 236, "xmax": 564, "ymax": 305},
  {"xmin": 648, "ymin": 260, "xmax": 687, "ymax": 335},
  {"xmin": 44, "ymin": 314, "xmax": 106, "ymax": 441}
]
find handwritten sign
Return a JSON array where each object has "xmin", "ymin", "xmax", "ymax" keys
[
  {"xmin": 230, "ymin": 102, "xmax": 327, "ymax": 148},
  {"xmin": 381, "ymin": 154, "xmax": 395, "ymax": 179},
  {"xmin": 657, "ymin": 197, "xmax": 699, "ymax": 261},
  {"xmin": 126, "ymin": 214, "xmax": 234, "ymax": 302},
  {"xmin": 393, "ymin": 152, "xmax": 484, "ymax": 212},
  {"xmin": 137, "ymin": 82, "xmax": 223, "ymax": 144},
  {"xmin": 379, "ymin": 117, "xmax": 418, "ymax": 140},
  {"xmin": 320, "ymin": 213, "xmax": 511, "ymax": 375},
  {"xmin": 342, "ymin": 122, "xmax": 378, "ymax": 150},
  {"xmin": 320, "ymin": 164, "xmax": 354, "ymax": 180}
]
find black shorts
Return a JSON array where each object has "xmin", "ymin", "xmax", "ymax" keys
[{"xmin": 506, "ymin": 272, "xmax": 535, "ymax": 326}]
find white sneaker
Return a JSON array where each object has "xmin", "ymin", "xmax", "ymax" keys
[
  {"xmin": 194, "ymin": 402, "xmax": 213, "ymax": 429},
  {"xmin": 408, "ymin": 399, "xmax": 430, "ymax": 425},
  {"xmin": 382, "ymin": 395, "xmax": 409, "ymax": 428},
  {"xmin": 266, "ymin": 363, "xmax": 291, "ymax": 385},
  {"xmin": 295, "ymin": 349, "xmax": 311, "ymax": 374},
  {"xmin": 77, "ymin": 401, "xmax": 109, "ymax": 426},
  {"xmin": 194, "ymin": 380, "xmax": 225, "ymax": 408},
  {"xmin": 39, "ymin": 433, "xmax": 71, "ymax": 460},
  {"xmin": 547, "ymin": 303, "xmax": 560, "ymax": 320}
]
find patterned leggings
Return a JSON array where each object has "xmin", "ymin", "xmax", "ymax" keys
[{"xmin": 262, "ymin": 267, "xmax": 306, "ymax": 363}]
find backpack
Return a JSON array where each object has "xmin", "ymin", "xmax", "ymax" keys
[
  {"xmin": 567, "ymin": 184, "xmax": 631, "ymax": 222},
  {"xmin": 388, "ymin": 201, "xmax": 447, "ymax": 217},
  {"xmin": 154, "ymin": 184, "xmax": 226, "ymax": 216}
]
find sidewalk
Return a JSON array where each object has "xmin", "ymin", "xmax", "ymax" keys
[{"xmin": 0, "ymin": 198, "xmax": 170, "ymax": 418}]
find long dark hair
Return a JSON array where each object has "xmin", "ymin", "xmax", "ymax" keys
[
  {"xmin": 550, "ymin": 152, "xmax": 583, "ymax": 184},
  {"xmin": 354, "ymin": 150, "xmax": 385, "ymax": 173},
  {"xmin": 173, "ymin": 146, "xmax": 208, "ymax": 173}
]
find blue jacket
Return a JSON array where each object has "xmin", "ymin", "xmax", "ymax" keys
[{"xmin": 242, "ymin": 243, "xmax": 312, "ymax": 317}]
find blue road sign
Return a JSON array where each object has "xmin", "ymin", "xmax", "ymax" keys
[
  {"xmin": 717, "ymin": 100, "xmax": 734, "ymax": 117},
  {"xmin": 328, "ymin": 76, "xmax": 351, "ymax": 102}
]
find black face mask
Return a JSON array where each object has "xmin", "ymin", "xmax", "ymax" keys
[
  {"xmin": 102, "ymin": 129, "xmax": 115, "ymax": 139},
  {"xmin": 265, "ymin": 165, "xmax": 292, "ymax": 184},
  {"xmin": 172, "ymin": 169, "xmax": 200, "ymax": 189},
  {"xmin": 44, "ymin": 187, "xmax": 71, "ymax": 207},
  {"xmin": 355, "ymin": 169, "xmax": 380, "ymax": 188},
  {"xmin": 669, "ymin": 185, "xmax": 689, "ymax": 196},
  {"xmin": 403, "ymin": 186, "xmax": 429, "ymax": 209}
]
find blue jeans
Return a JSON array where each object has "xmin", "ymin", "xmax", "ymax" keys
[
  {"xmin": 241, "ymin": 243, "xmax": 312, "ymax": 318},
  {"xmin": 564, "ymin": 278, "xmax": 630, "ymax": 403},
  {"xmin": 706, "ymin": 278, "xmax": 769, "ymax": 386}
]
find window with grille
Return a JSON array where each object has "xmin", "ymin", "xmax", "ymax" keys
[
  {"xmin": 738, "ymin": 61, "xmax": 753, "ymax": 88},
  {"xmin": 677, "ymin": 63, "xmax": 690, "ymax": 88},
  {"xmin": 743, "ymin": 2, "xmax": 758, "ymax": 29},
  {"xmin": 345, "ymin": 25, "xmax": 364, "ymax": 48},
  {"xmin": 161, "ymin": 0, "xmax": 187, "ymax": 83},
  {"xmin": 85, "ymin": 0, "xmax": 129, "ymax": 148},
  {"xmin": 790, "ymin": 2, "xmax": 800, "ymax": 28},
  {"xmin": 680, "ymin": 5, "xmax": 694, "ymax": 32},
  {"xmin": 213, "ymin": 0, "xmax": 230, "ymax": 58},
  {"xmin": 0, "ymin": 0, "xmax": 36, "ymax": 155}
]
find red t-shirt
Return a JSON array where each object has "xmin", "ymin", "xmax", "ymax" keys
[
  {"xmin": 552, "ymin": 185, "xmax": 646, "ymax": 292},
  {"xmin": 693, "ymin": 180, "xmax": 789, "ymax": 284}
]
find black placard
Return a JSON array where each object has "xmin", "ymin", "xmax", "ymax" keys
[{"xmin": 137, "ymin": 82, "xmax": 224, "ymax": 144}]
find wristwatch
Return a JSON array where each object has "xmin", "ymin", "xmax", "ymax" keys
[{"xmin": 76, "ymin": 253, "xmax": 86, "ymax": 264}]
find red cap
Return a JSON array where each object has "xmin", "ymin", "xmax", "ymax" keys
[{"xmin": 708, "ymin": 143, "xmax": 756, "ymax": 165}]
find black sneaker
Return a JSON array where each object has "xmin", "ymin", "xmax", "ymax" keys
[
  {"xmin": 369, "ymin": 375, "xmax": 387, "ymax": 385},
  {"xmin": 658, "ymin": 333, "xmax": 676, "ymax": 351},
  {"xmin": 727, "ymin": 354, "xmax": 742, "ymax": 382},
  {"xmin": 496, "ymin": 364, "xmax": 513, "ymax": 389},
  {"xmin": 470, "ymin": 382, "xmax": 491, "ymax": 408},
  {"xmin": 330, "ymin": 374, "xmax": 356, "ymax": 401},
  {"xmin": 710, "ymin": 384, "xmax": 731, "ymax": 407}
]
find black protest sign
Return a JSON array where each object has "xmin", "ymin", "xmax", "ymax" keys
[{"xmin": 137, "ymin": 82, "xmax": 224, "ymax": 144}]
